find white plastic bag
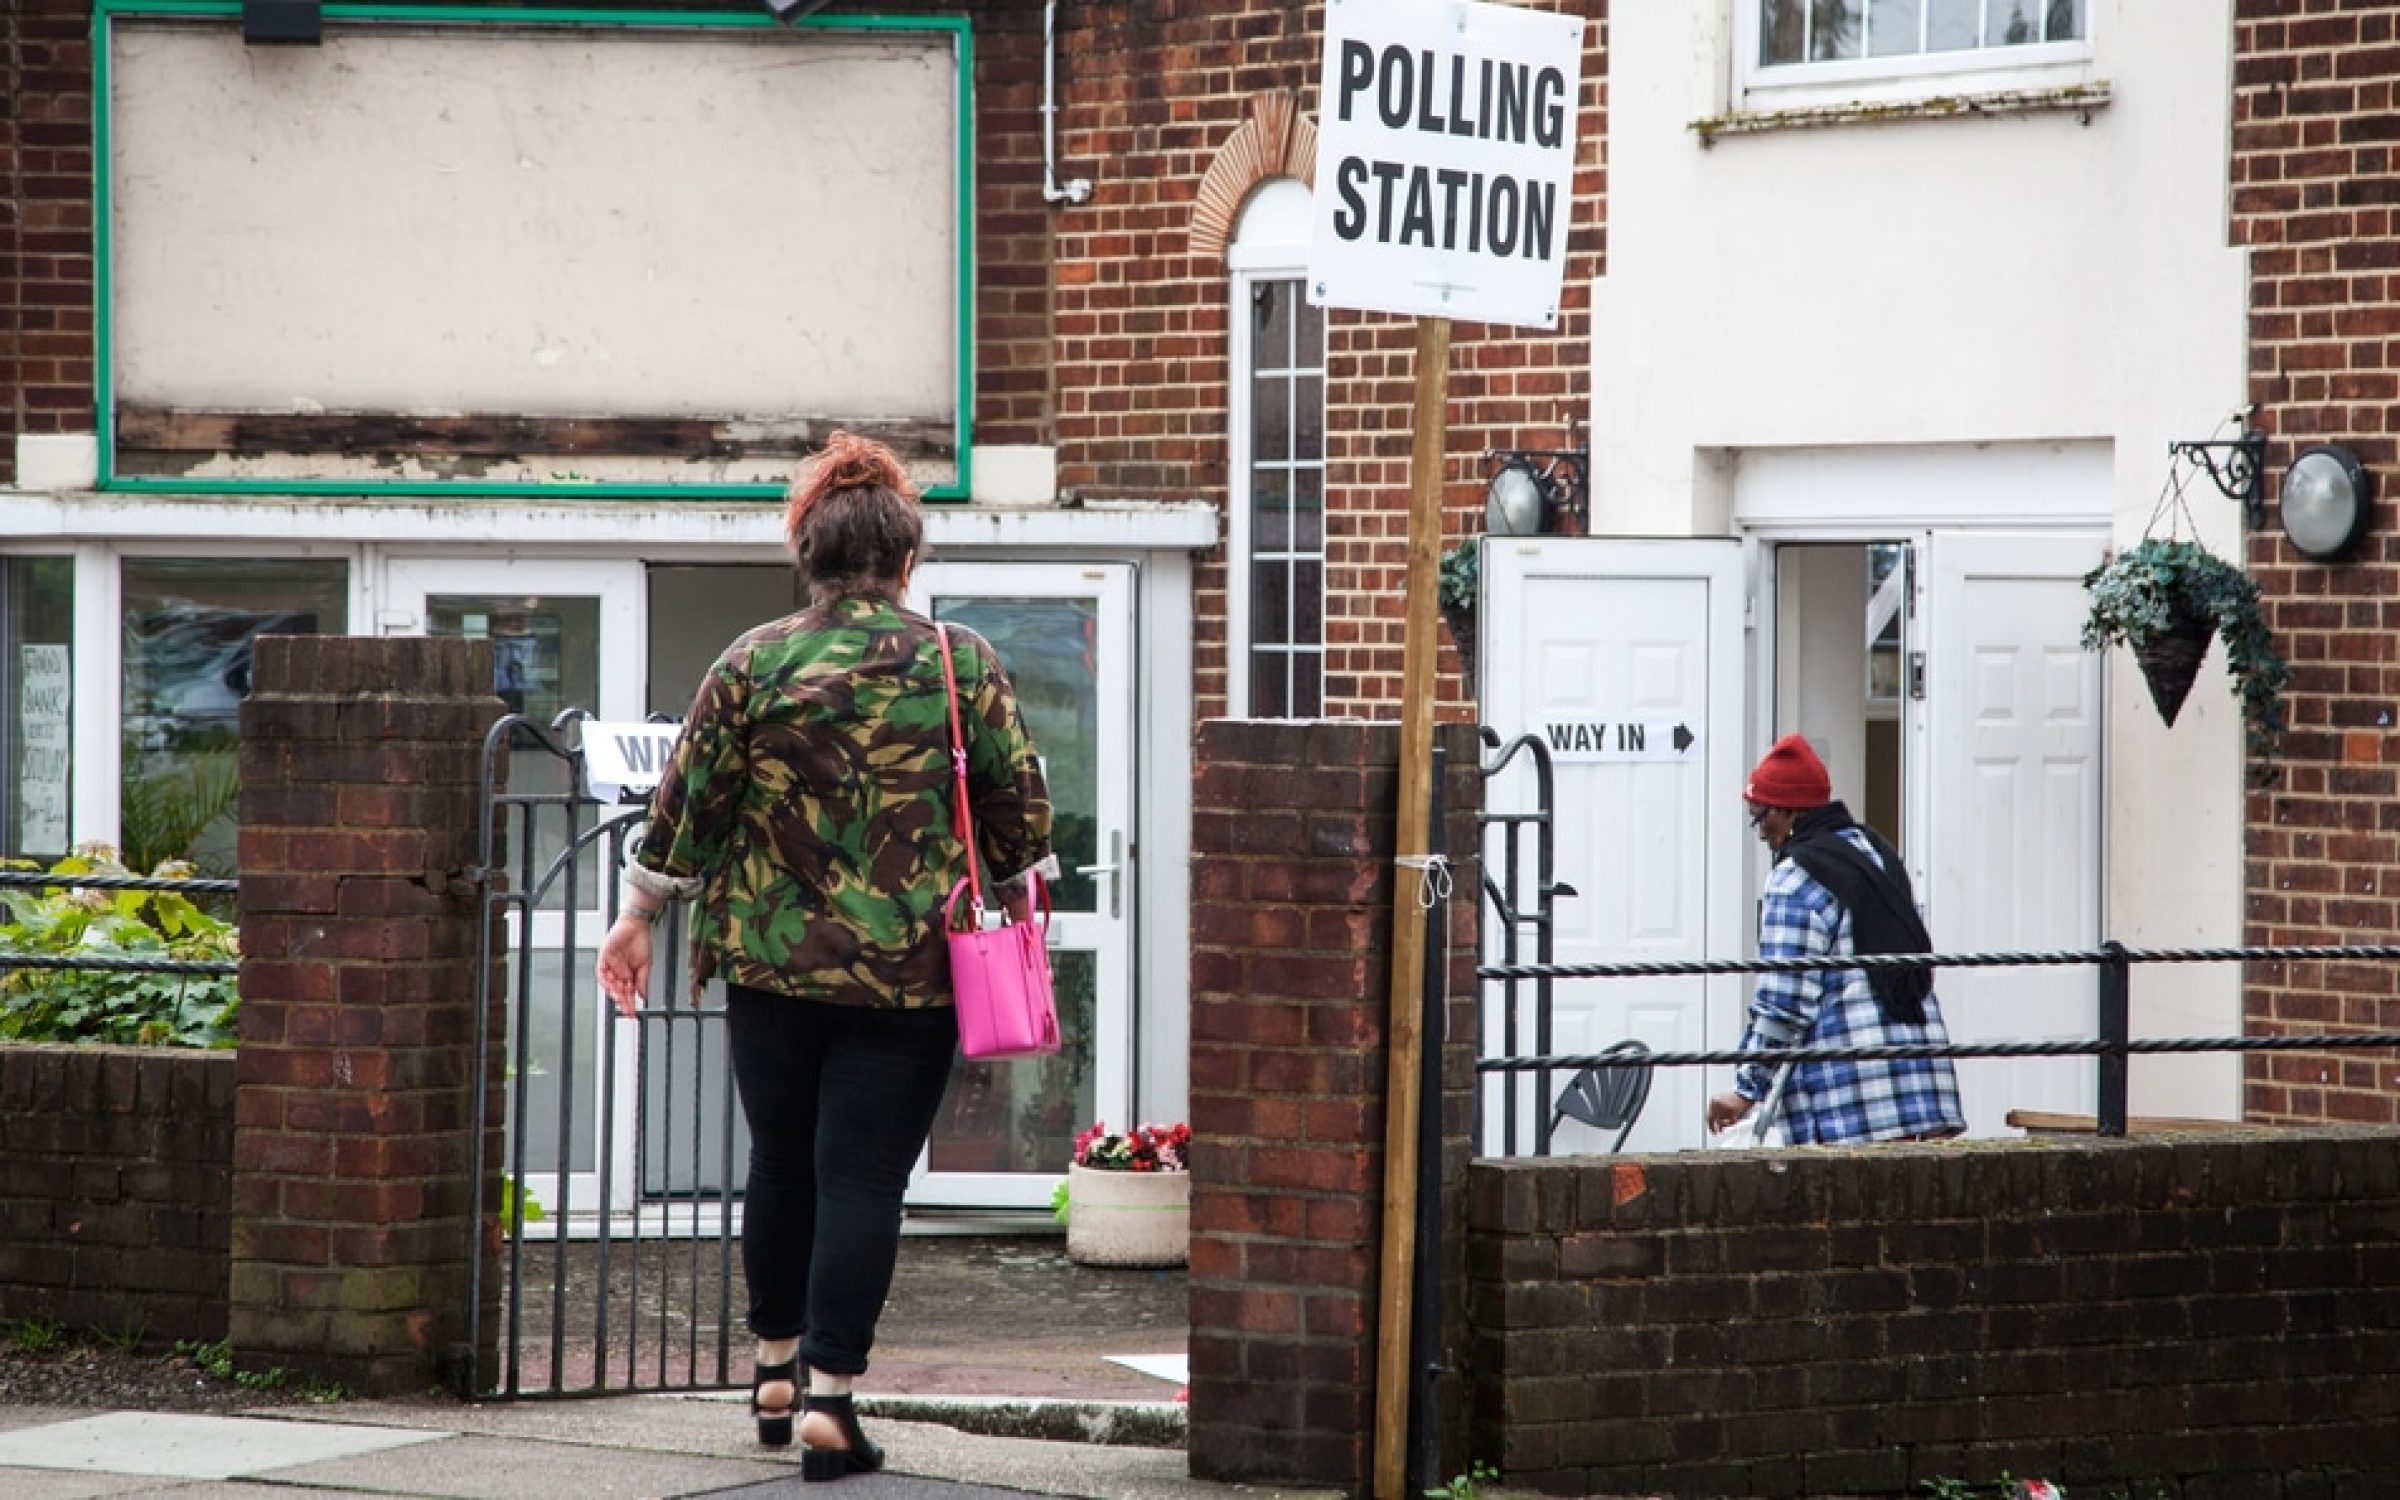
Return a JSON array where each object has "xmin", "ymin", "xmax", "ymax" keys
[{"xmin": 1705, "ymin": 1063, "xmax": 1793, "ymax": 1149}]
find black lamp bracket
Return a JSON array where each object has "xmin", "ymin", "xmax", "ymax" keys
[
  {"xmin": 1485, "ymin": 447, "xmax": 1591, "ymax": 529},
  {"xmin": 2169, "ymin": 428, "xmax": 2267, "ymax": 528}
]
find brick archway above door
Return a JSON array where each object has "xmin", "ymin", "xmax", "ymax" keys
[{"xmin": 1191, "ymin": 91, "xmax": 1317, "ymax": 262}]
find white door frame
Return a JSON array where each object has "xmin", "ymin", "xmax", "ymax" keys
[
  {"xmin": 909, "ymin": 559, "xmax": 1137, "ymax": 1208},
  {"xmin": 383, "ymin": 554, "xmax": 648, "ymax": 1220}
]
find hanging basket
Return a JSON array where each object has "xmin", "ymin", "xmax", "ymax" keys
[{"xmin": 2133, "ymin": 609, "xmax": 2216, "ymax": 727}]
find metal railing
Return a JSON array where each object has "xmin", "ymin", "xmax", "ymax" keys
[
  {"xmin": 1477, "ymin": 942, "xmax": 2400, "ymax": 1140},
  {"xmin": 0, "ymin": 868, "xmax": 240, "ymax": 978}
]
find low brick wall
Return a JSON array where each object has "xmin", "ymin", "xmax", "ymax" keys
[
  {"xmin": 0, "ymin": 1044, "xmax": 235, "ymax": 1344},
  {"xmin": 1468, "ymin": 1129, "xmax": 2400, "ymax": 1499}
]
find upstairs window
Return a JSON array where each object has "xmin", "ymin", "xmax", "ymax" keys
[{"xmin": 1738, "ymin": 0, "xmax": 2090, "ymax": 106}]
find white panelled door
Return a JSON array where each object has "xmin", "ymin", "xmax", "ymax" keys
[
  {"xmin": 1479, "ymin": 537, "xmax": 1748, "ymax": 1152},
  {"xmin": 1924, "ymin": 531, "xmax": 2106, "ymax": 1135}
]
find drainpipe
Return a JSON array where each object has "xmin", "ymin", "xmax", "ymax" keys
[{"xmin": 1043, "ymin": 0, "xmax": 1093, "ymax": 205}]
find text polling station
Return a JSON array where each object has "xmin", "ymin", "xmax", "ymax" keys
[{"xmin": 1310, "ymin": 0, "xmax": 1586, "ymax": 329}]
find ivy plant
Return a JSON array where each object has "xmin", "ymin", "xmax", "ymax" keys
[
  {"xmin": 0, "ymin": 849, "xmax": 239, "ymax": 1048},
  {"xmin": 2080, "ymin": 536, "xmax": 2290, "ymax": 763}
]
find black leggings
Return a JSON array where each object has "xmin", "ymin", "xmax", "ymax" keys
[{"xmin": 724, "ymin": 984, "xmax": 958, "ymax": 1376}]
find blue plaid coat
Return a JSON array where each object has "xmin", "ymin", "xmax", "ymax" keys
[{"xmin": 1734, "ymin": 830, "xmax": 1966, "ymax": 1144}]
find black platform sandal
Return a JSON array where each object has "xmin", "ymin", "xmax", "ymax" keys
[
  {"xmin": 751, "ymin": 1358, "xmax": 800, "ymax": 1449},
  {"xmin": 798, "ymin": 1391, "xmax": 884, "ymax": 1481}
]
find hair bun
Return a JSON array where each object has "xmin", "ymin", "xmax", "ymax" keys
[{"xmin": 812, "ymin": 431, "xmax": 908, "ymax": 496}]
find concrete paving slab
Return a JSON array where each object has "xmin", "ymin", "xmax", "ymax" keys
[
  {"xmin": 0, "ymin": 1412, "xmax": 449, "ymax": 1480},
  {"xmin": 260, "ymin": 1431, "xmax": 781, "ymax": 1499},
  {"xmin": 0, "ymin": 1468, "xmax": 168, "ymax": 1499},
  {"xmin": 85, "ymin": 1483, "xmax": 395, "ymax": 1499}
]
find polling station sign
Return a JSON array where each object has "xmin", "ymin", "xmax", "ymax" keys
[{"xmin": 1309, "ymin": 0, "xmax": 1585, "ymax": 330}]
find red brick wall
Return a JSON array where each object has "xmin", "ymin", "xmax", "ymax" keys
[
  {"xmin": 231, "ymin": 635, "xmax": 506, "ymax": 1396},
  {"xmin": 1186, "ymin": 719, "xmax": 1481, "ymax": 1492},
  {"xmin": 1050, "ymin": 1, "xmax": 1610, "ymax": 717},
  {"xmin": 2231, "ymin": 0, "xmax": 2400, "ymax": 1125},
  {"xmin": 1472, "ymin": 1130, "xmax": 2400, "ymax": 1499},
  {"xmin": 0, "ymin": 0, "xmax": 100, "ymax": 488},
  {"xmin": 0, "ymin": 1045, "xmax": 234, "ymax": 1346}
]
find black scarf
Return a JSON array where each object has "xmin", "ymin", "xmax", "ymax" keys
[{"xmin": 1778, "ymin": 802, "xmax": 1932, "ymax": 1026}]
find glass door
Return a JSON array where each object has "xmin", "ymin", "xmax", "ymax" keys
[
  {"xmin": 383, "ymin": 557, "xmax": 645, "ymax": 1225},
  {"xmin": 909, "ymin": 562, "xmax": 1135, "ymax": 1209}
]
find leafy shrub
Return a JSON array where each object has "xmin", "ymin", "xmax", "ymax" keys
[{"xmin": 0, "ymin": 848, "xmax": 239, "ymax": 1048}]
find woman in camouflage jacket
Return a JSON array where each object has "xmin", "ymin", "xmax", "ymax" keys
[{"xmin": 596, "ymin": 432, "xmax": 1053, "ymax": 1476}]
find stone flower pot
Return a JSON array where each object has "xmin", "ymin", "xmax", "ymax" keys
[{"xmin": 1065, "ymin": 1162, "xmax": 1190, "ymax": 1268}]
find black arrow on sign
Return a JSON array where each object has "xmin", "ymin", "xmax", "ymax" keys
[{"xmin": 1673, "ymin": 723, "xmax": 1695, "ymax": 754}]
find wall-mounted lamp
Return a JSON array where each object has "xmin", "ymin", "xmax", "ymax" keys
[
  {"xmin": 241, "ymin": 0, "xmax": 321, "ymax": 45},
  {"xmin": 2279, "ymin": 443, "xmax": 2373, "ymax": 561},
  {"xmin": 2169, "ymin": 426, "xmax": 2267, "ymax": 529},
  {"xmin": 1485, "ymin": 447, "xmax": 1589, "ymax": 536}
]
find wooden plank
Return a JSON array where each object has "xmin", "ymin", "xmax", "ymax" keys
[
  {"xmin": 2006, "ymin": 1109, "xmax": 2247, "ymax": 1135},
  {"xmin": 1374, "ymin": 313, "xmax": 1450, "ymax": 1500},
  {"xmin": 115, "ymin": 408, "xmax": 954, "ymax": 462}
]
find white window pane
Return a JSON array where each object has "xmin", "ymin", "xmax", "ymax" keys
[
  {"xmin": 1293, "ymin": 469, "xmax": 1326, "ymax": 550},
  {"xmin": 1252, "ymin": 482, "xmax": 1291, "ymax": 552},
  {"xmin": 1250, "ymin": 281, "xmax": 1292, "ymax": 373},
  {"xmin": 1986, "ymin": 0, "xmax": 2038, "ymax": 46},
  {"xmin": 1252, "ymin": 377, "xmax": 1291, "ymax": 464},
  {"xmin": 1927, "ymin": 0, "xmax": 1979, "ymax": 51},
  {"xmin": 121, "ymin": 556, "xmax": 348, "ymax": 873},
  {"xmin": 1761, "ymin": 0, "xmax": 1807, "ymax": 65},
  {"xmin": 1248, "ymin": 649, "xmax": 1288, "ymax": 718},
  {"xmin": 1867, "ymin": 0, "xmax": 1922, "ymax": 57},
  {"xmin": 1813, "ymin": 0, "xmax": 1864, "ymax": 60}
]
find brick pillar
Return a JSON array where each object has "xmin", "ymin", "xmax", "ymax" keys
[
  {"xmin": 230, "ymin": 636, "xmax": 504, "ymax": 1396},
  {"xmin": 1187, "ymin": 720, "xmax": 1480, "ymax": 1494}
]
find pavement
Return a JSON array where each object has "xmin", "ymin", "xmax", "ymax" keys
[{"xmin": 0, "ymin": 1225, "xmax": 1345, "ymax": 1500}]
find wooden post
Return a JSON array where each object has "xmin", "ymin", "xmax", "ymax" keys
[{"xmin": 1372, "ymin": 313, "xmax": 1451, "ymax": 1499}]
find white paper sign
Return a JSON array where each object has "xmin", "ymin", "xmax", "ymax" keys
[
  {"xmin": 1532, "ymin": 713, "xmax": 1703, "ymax": 765},
  {"xmin": 18, "ymin": 645, "xmax": 69, "ymax": 852},
  {"xmin": 581, "ymin": 720, "xmax": 681, "ymax": 804},
  {"xmin": 1308, "ymin": 0, "xmax": 1586, "ymax": 329}
]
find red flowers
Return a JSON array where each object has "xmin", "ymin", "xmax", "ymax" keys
[{"xmin": 1071, "ymin": 1120, "xmax": 1190, "ymax": 1173}]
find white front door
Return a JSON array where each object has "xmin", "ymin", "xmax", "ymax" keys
[
  {"xmin": 1923, "ymin": 530, "xmax": 2106, "ymax": 1135},
  {"xmin": 1478, "ymin": 537, "xmax": 1748, "ymax": 1153},
  {"xmin": 383, "ymin": 555, "xmax": 647, "ymax": 1224},
  {"xmin": 908, "ymin": 561, "xmax": 1136, "ymax": 1209}
]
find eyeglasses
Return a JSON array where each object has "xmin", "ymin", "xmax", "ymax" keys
[{"xmin": 1747, "ymin": 804, "xmax": 1773, "ymax": 830}]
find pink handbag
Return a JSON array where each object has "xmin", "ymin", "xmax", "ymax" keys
[{"xmin": 935, "ymin": 625, "xmax": 1061, "ymax": 1061}]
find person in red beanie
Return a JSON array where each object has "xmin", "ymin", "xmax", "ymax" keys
[{"xmin": 1708, "ymin": 733, "xmax": 1966, "ymax": 1145}]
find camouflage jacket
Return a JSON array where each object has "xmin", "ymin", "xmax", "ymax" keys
[{"xmin": 631, "ymin": 595, "xmax": 1053, "ymax": 1008}]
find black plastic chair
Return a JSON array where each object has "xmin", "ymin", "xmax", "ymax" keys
[{"xmin": 1550, "ymin": 1039, "xmax": 1653, "ymax": 1154}]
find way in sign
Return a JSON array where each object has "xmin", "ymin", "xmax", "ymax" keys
[{"xmin": 1537, "ymin": 716, "xmax": 1702, "ymax": 765}]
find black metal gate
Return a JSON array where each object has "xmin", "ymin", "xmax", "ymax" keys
[
  {"xmin": 1473, "ymin": 727, "xmax": 1578, "ymax": 1156},
  {"xmin": 467, "ymin": 710, "xmax": 748, "ymax": 1398}
]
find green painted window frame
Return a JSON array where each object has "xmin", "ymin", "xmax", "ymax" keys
[{"xmin": 91, "ymin": 1, "xmax": 975, "ymax": 502}]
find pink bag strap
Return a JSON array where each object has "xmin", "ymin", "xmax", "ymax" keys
[{"xmin": 935, "ymin": 624, "xmax": 986, "ymax": 914}]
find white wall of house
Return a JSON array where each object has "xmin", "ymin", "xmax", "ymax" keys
[{"xmin": 1592, "ymin": 2, "xmax": 2249, "ymax": 1118}]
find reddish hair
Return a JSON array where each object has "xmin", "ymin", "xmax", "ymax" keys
[{"xmin": 783, "ymin": 431, "xmax": 923, "ymax": 600}]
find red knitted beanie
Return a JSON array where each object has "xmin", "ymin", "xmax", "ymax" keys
[{"xmin": 1744, "ymin": 733, "xmax": 1831, "ymax": 810}]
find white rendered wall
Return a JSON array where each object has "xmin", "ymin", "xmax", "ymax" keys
[{"xmin": 1594, "ymin": 3, "xmax": 2247, "ymax": 1117}]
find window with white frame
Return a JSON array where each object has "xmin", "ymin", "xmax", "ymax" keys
[
  {"xmin": 1228, "ymin": 179, "xmax": 1327, "ymax": 720},
  {"xmin": 1738, "ymin": 0, "xmax": 2089, "ymax": 104}
]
